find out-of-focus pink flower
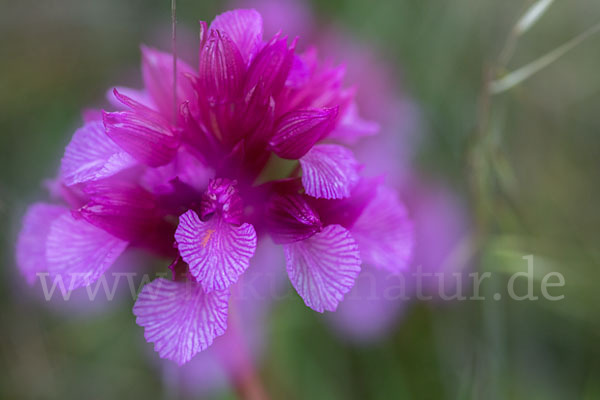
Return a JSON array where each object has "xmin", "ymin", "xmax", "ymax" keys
[
  {"xmin": 328, "ymin": 267, "xmax": 407, "ymax": 342},
  {"xmin": 330, "ymin": 178, "xmax": 471, "ymax": 342},
  {"xmin": 403, "ymin": 178, "xmax": 472, "ymax": 297},
  {"xmin": 16, "ymin": 8, "xmax": 414, "ymax": 365}
]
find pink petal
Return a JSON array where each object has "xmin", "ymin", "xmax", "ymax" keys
[
  {"xmin": 141, "ymin": 149, "xmax": 213, "ymax": 195},
  {"xmin": 280, "ymin": 57, "xmax": 347, "ymax": 113},
  {"xmin": 269, "ymin": 107, "xmax": 338, "ymax": 159},
  {"xmin": 175, "ymin": 210, "xmax": 257, "ymax": 292},
  {"xmin": 199, "ymin": 30, "xmax": 245, "ymax": 102},
  {"xmin": 311, "ymin": 176, "xmax": 384, "ymax": 228},
  {"xmin": 244, "ymin": 35, "xmax": 295, "ymax": 99},
  {"xmin": 284, "ymin": 224, "xmax": 361, "ymax": 312},
  {"xmin": 266, "ymin": 193, "xmax": 322, "ymax": 244},
  {"xmin": 237, "ymin": 80, "xmax": 276, "ymax": 146},
  {"xmin": 46, "ymin": 213, "xmax": 128, "ymax": 290},
  {"xmin": 16, "ymin": 203, "xmax": 68, "ymax": 285},
  {"xmin": 106, "ymin": 86, "xmax": 156, "ymax": 110},
  {"xmin": 209, "ymin": 9, "xmax": 263, "ymax": 63},
  {"xmin": 351, "ymin": 186, "xmax": 414, "ymax": 272},
  {"xmin": 285, "ymin": 54, "xmax": 311, "ymax": 88},
  {"xmin": 79, "ymin": 181, "xmax": 162, "ymax": 241},
  {"xmin": 60, "ymin": 121, "xmax": 137, "ymax": 186},
  {"xmin": 43, "ymin": 174, "xmax": 87, "ymax": 209},
  {"xmin": 327, "ymin": 102, "xmax": 379, "ymax": 144},
  {"xmin": 300, "ymin": 144, "xmax": 360, "ymax": 199},
  {"xmin": 133, "ymin": 278, "xmax": 229, "ymax": 365},
  {"xmin": 103, "ymin": 98, "xmax": 179, "ymax": 167},
  {"xmin": 141, "ymin": 46, "xmax": 196, "ymax": 118}
]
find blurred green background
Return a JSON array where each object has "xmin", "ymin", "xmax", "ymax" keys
[{"xmin": 1, "ymin": 0, "xmax": 600, "ymax": 398}]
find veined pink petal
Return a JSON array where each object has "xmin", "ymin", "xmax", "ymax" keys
[
  {"xmin": 16, "ymin": 203, "xmax": 68, "ymax": 285},
  {"xmin": 103, "ymin": 108, "xmax": 179, "ymax": 167},
  {"xmin": 110, "ymin": 87, "xmax": 158, "ymax": 114},
  {"xmin": 300, "ymin": 144, "xmax": 360, "ymax": 199},
  {"xmin": 269, "ymin": 107, "xmax": 338, "ymax": 159},
  {"xmin": 175, "ymin": 210, "xmax": 257, "ymax": 292},
  {"xmin": 244, "ymin": 35, "xmax": 295, "ymax": 99},
  {"xmin": 280, "ymin": 57, "xmax": 347, "ymax": 113},
  {"xmin": 46, "ymin": 213, "xmax": 128, "ymax": 290},
  {"xmin": 106, "ymin": 86, "xmax": 156, "ymax": 111},
  {"xmin": 237, "ymin": 81, "xmax": 275, "ymax": 146},
  {"xmin": 209, "ymin": 9, "xmax": 263, "ymax": 63},
  {"xmin": 178, "ymin": 101, "xmax": 223, "ymax": 163},
  {"xmin": 351, "ymin": 186, "xmax": 414, "ymax": 272},
  {"xmin": 133, "ymin": 278, "xmax": 229, "ymax": 365},
  {"xmin": 199, "ymin": 30, "xmax": 245, "ymax": 102},
  {"xmin": 266, "ymin": 193, "xmax": 322, "ymax": 244},
  {"xmin": 141, "ymin": 46, "xmax": 196, "ymax": 118},
  {"xmin": 61, "ymin": 121, "xmax": 137, "ymax": 186},
  {"xmin": 284, "ymin": 224, "xmax": 361, "ymax": 312}
]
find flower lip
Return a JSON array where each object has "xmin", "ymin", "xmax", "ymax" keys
[{"xmin": 200, "ymin": 178, "xmax": 243, "ymax": 225}]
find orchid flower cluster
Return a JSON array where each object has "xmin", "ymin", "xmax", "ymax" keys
[{"xmin": 16, "ymin": 9, "xmax": 413, "ymax": 365}]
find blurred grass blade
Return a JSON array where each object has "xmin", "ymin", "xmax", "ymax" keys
[
  {"xmin": 491, "ymin": 21, "xmax": 600, "ymax": 94},
  {"xmin": 498, "ymin": 0, "xmax": 554, "ymax": 66},
  {"xmin": 515, "ymin": 0, "xmax": 554, "ymax": 35}
]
